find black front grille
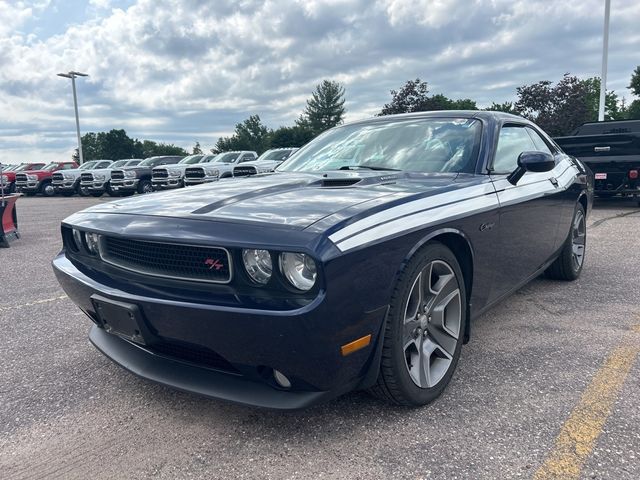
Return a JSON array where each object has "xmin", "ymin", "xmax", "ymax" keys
[
  {"xmin": 234, "ymin": 166, "xmax": 257, "ymax": 177},
  {"xmin": 185, "ymin": 167, "xmax": 204, "ymax": 179},
  {"xmin": 81, "ymin": 173, "xmax": 93, "ymax": 182},
  {"xmin": 153, "ymin": 169, "xmax": 168, "ymax": 180},
  {"xmin": 111, "ymin": 170, "xmax": 124, "ymax": 180},
  {"xmin": 148, "ymin": 341, "xmax": 239, "ymax": 374},
  {"xmin": 52, "ymin": 173, "xmax": 64, "ymax": 182},
  {"xmin": 16, "ymin": 173, "xmax": 27, "ymax": 183},
  {"xmin": 101, "ymin": 236, "xmax": 232, "ymax": 283}
]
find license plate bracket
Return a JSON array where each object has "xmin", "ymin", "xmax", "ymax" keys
[{"xmin": 91, "ymin": 294, "xmax": 149, "ymax": 345}]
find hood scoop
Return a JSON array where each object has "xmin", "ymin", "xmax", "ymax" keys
[{"xmin": 320, "ymin": 178, "xmax": 363, "ymax": 187}]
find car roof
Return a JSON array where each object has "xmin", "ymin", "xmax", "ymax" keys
[{"xmin": 343, "ymin": 110, "xmax": 526, "ymax": 127}]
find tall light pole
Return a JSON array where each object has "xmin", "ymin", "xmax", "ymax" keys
[
  {"xmin": 57, "ymin": 71, "xmax": 89, "ymax": 164},
  {"xmin": 598, "ymin": 0, "xmax": 611, "ymax": 122}
]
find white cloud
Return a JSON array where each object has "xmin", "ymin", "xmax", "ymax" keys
[{"xmin": 0, "ymin": 0, "xmax": 639, "ymax": 161}]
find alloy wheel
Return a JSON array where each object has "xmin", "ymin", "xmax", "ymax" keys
[
  {"xmin": 571, "ymin": 209, "xmax": 586, "ymax": 270},
  {"xmin": 402, "ymin": 260, "xmax": 462, "ymax": 388}
]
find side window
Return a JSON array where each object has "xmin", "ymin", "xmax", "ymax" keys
[
  {"xmin": 526, "ymin": 127, "xmax": 553, "ymax": 155},
  {"xmin": 240, "ymin": 154, "xmax": 254, "ymax": 163},
  {"xmin": 492, "ymin": 126, "xmax": 536, "ymax": 174}
]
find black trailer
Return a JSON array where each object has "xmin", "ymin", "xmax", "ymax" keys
[{"xmin": 555, "ymin": 120, "xmax": 640, "ymax": 204}]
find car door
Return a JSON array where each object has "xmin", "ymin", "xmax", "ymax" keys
[{"xmin": 489, "ymin": 124, "xmax": 564, "ymax": 300}]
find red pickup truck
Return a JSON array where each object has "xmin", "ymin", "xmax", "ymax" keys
[
  {"xmin": 15, "ymin": 161, "xmax": 79, "ymax": 196},
  {"xmin": 1, "ymin": 163, "xmax": 46, "ymax": 194}
]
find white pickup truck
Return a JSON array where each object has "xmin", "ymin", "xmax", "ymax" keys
[
  {"xmin": 232, "ymin": 148, "xmax": 298, "ymax": 177},
  {"xmin": 184, "ymin": 151, "xmax": 258, "ymax": 186}
]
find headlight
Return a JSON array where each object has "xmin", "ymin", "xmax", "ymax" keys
[
  {"xmin": 1, "ymin": 175, "xmax": 7, "ymax": 183},
  {"xmin": 242, "ymin": 249, "xmax": 272, "ymax": 285},
  {"xmin": 124, "ymin": 170, "xmax": 137, "ymax": 178},
  {"xmin": 27, "ymin": 174, "xmax": 37, "ymax": 181},
  {"xmin": 279, "ymin": 252, "xmax": 317, "ymax": 291},
  {"xmin": 204, "ymin": 168, "xmax": 219, "ymax": 177},
  {"xmin": 94, "ymin": 174, "xmax": 106, "ymax": 181},
  {"xmin": 72, "ymin": 229, "xmax": 84, "ymax": 252},
  {"xmin": 85, "ymin": 232, "xmax": 100, "ymax": 255}
]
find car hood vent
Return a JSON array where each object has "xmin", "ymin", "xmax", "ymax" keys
[{"xmin": 321, "ymin": 178, "xmax": 362, "ymax": 187}]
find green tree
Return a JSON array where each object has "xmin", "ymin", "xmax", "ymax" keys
[
  {"xmin": 379, "ymin": 78, "xmax": 430, "ymax": 115},
  {"xmin": 629, "ymin": 65, "xmax": 640, "ymax": 96},
  {"xmin": 627, "ymin": 100, "xmax": 640, "ymax": 120},
  {"xmin": 192, "ymin": 141, "xmax": 203, "ymax": 154},
  {"xmin": 379, "ymin": 78, "xmax": 477, "ymax": 115},
  {"xmin": 213, "ymin": 115, "xmax": 271, "ymax": 154},
  {"xmin": 582, "ymin": 77, "xmax": 623, "ymax": 120},
  {"xmin": 515, "ymin": 74, "xmax": 594, "ymax": 136},
  {"xmin": 81, "ymin": 132, "xmax": 103, "ymax": 161},
  {"xmin": 269, "ymin": 125, "xmax": 315, "ymax": 148},
  {"xmin": 297, "ymin": 80, "xmax": 346, "ymax": 134},
  {"xmin": 486, "ymin": 101, "xmax": 520, "ymax": 114}
]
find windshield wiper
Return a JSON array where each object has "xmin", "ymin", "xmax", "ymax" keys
[{"xmin": 339, "ymin": 165, "xmax": 400, "ymax": 171}]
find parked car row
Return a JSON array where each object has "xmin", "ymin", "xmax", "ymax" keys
[{"xmin": 4, "ymin": 148, "xmax": 298, "ymax": 197}]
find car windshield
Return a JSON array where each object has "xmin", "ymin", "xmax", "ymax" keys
[
  {"xmin": 278, "ymin": 118, "xmax": 482, "ymax": 174},
  {"xmin": 138, "ymin": 158, "xmax": 161, "ymax": 166},
  {"xmin": 199, "ymin": 154, "xmax": 218, "ymax": 163},
  {"xmin": 178, "ymin": 155, "xmax": 204, "ymax": 165},
  {"xmin": 79, "ymin": 161, "xmax": 99, "ymax": 170},
  {"xmin": 3, "ymin": 165, "xmax": 17, "ymax": 171},
  {"xmin": 258, "ymin": 149, "xmax": 295, "ymax": 161},
  {"xmin": 42, "ymin": 163, "xmax": 60, "ymax": 171},
  {"xmin": 214, "ymin": 152, "xmax": 241, "ymax": 163},
  {"xmin": 126, "ymin": 160, "xmax": 141, "ymax": 166},
  {"xmin": 110, "ymin": 160, "xmax": 128, "ymax": 168}
]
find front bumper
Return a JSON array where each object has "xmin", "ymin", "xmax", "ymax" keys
[
  {"xmin": 52, "ymin": 253, "xmax": 385, "ymax": 409},
  {"xmin": 152, "ymin": 178, "xmax": 183, "ymax": 189},
  {"xmin": 16, "ymin": 181, "xmax": 40, "ymax": 192},
  {"xmin": 81, "ymin": 181, "xmax": 106, "ymax": 191},
  {"xmin": 110, "ymin": 179, "xmax": 139, "ymax": 193},
  {"xmin": 53, "ymin": 181, "xmax": 77, "ymax": 193},
  {"xmin": 184, "ymin": 176, "xmax": 219, "ymax": 186}
]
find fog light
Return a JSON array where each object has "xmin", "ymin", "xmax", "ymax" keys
[{"xmin": 273, "ymin": 369, "xmax": 291, "ymax": 389}]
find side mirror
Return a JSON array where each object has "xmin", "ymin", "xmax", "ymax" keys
[{"xmin": 507, "ymin": 151, "xmax": 555, "ymax": 185}]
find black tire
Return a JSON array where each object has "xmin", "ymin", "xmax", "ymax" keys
[
  {"xmin": 40, "ymin": 182, "xmax": 55, "ymax": 197},
  {"xmin": 220, "ymin": 173, "xmax": 232, "ymax": 179},
  {"xmin": 77, "ymin": 182, "xmax": 90, "ymax": 197},
  {"xmin": 7, "ymin": 182, "xmax": 16, "ymax": 194},
  {"xmin": 370, "ymin": 242, "xmax": 467, "ymax": 406},
  {"xmin": 545, "ymin": 203, "xmax": 586, "ymax": 281},
  {"xmin": 137, "ymin": 179, "xmax": 152, "ymax": 194}
]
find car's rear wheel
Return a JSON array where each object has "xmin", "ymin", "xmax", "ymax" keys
[
  {"xmin": 370, "ymin": 243, "xmax": 466, "ymax": 406},
  {"xmin": 545, "ymin": 203, "xmax": 586, "ymax": 281}
]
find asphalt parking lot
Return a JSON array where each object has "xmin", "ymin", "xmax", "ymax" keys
[{"xmin": 1, "ymin": 195, "xmax": 639, "ymax": 480}]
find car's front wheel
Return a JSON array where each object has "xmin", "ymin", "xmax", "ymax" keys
[
  {"xmin": 137, "ymin": 179, "xmax": 152, "ymax": 194},
  {"xmin": 371, "ymin": 243, "xmax": 466, "ymax": 406}
]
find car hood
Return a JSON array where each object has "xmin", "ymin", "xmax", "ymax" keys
[{"xmin": 80, "ymin": 171, "xmax": 467, "ymax": 229}]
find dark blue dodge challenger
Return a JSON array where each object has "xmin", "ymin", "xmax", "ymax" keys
[{"xmin": 53, "ymin": 111, "xmax": 592, "ymax": 409}]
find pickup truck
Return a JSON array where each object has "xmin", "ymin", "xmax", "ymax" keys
[
  {"xmin": 184, "ymin": 151, "xmax": 258, "ymax": 186},
  {"xmin": 555, "ymin": 120, "xmax": 640, "ymax": 204},
  {"xmin": 1, "ymin": 163, "xmax": 46, "ymax": 194},
  {"xmin": 109, "ymin": 156, "xmax": 183, "ymax": 196},
  {"xmin": 80, "ymin": 159, "xmax": 143, "ymax": 197},
  {"xmin": 52, "ymin": 160, "xmax": 114, "ymax": 196},
  {"xmin": 15, "ymin": 161, "xmax": 79, "ymax": 196},
  {"xmin": 232, "ymin": 148, "xmax": 298, "ymax": 177},
  {"xmin": 151, "ymin": 154, "xmax": 206, "ymax": 190}
]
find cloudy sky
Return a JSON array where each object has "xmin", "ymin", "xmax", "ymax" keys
[{"xmin": 1, "ymin": 0, "xmax": 638, "ymax": 164}]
